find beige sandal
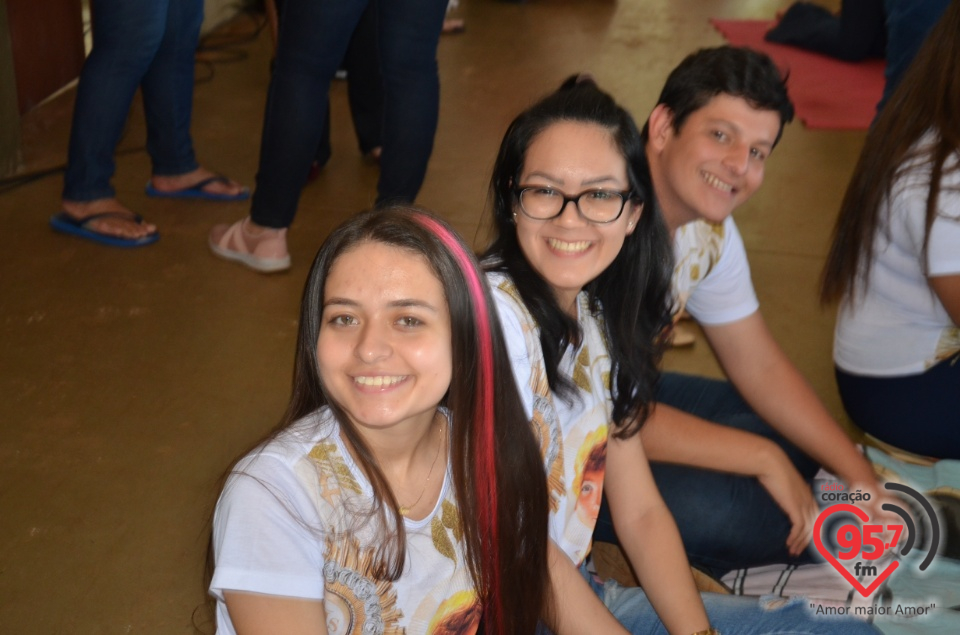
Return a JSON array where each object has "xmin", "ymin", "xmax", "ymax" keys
[
  {"xmin": 668, "ymin": 323, "xmax": 696, "ymax": 347},
  {"xmin": 209, "ymin": 217, "xmax": 291, "ymax": 273}
]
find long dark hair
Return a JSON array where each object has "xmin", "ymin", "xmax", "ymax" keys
[
  {"xmin": 821, "ymin": 0, "xmax": 960, "ymax": 304},
  {"xmin": 483, "ymin": 76, "xmax": 674, "ymax": 438},
  {"xmin": 211, "ymin": 208, "xmax": 549, "ymax": 634}
]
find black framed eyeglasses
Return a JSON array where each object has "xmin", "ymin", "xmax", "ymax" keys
[{"xmin": 515, "ymin": 186, "xmax": 633, "ymax": 224}]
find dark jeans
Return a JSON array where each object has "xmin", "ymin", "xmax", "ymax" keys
[
  {"xmin": 837, "ymin": 357, "xmax": 960, "ymax": 459},
  {"xmin": 63, "ymin": 0, "xmax": 203, "ymax": 201},
  {"xmin": 274, "ymin": 0, "xmax": 383, "ymax": 166},
  {"xmin": 878, "ymin": 0, "xmax": 951, "ymax": 112},
  {"xmin": 250, "ymin": 0, "xmax": 446, "ymax": 228},
  {"xmin": 593, "ymin": 373, "xmax": 820, "ymax": 579},
  {"xmin": 765, "ymin": 0, "xmax": 886, "ymax": 62}
]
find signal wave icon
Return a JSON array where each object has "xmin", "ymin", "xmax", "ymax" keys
[
  {"xmin": 882, "ymin": 482, "xmax": 940, "ymax": 572},
  {"xmin": 813, "ymin": 482, "xmax": 940, "ymax": 597}
]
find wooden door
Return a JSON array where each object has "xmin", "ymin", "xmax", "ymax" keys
[{"xmin": 6, "ymin": 0, "xmax": 84, "ymax": 114}]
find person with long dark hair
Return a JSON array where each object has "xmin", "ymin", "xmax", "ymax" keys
[
  {"xmin": 484, "ymin": 76, "xmax": 879, "ymax": 634},
  {"xmin": 208, "ymin": 208, "xmax": 550, "ymax": 633},
  {"xmin": 821, "ymin": 0, "xmax": 960, "ymax": 459}
]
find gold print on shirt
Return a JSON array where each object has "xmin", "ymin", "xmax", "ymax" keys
[
  {"xmin": 672, "ymin": 219, "xmax": 726, "ymax": 318},
  {"xmin": 432, "ymin": 514, "xmax": 457, "ymax": 563},
  {"xmin": 323, "ymin": 535, "xmax": 403, "ymax": 635},
  {"xmin": 530, "ymin": 363, "xmax": 565, "ymax": 511},
  {"xmin": 441, "ymin": 499, "xmax": 464, "ymax": 542},
  {"xmin": 573, "ymin": 346, "xmax": 592, "ymax": 393},
  {"xmin": 496, "ymin": 278, "xmax": 566, "ymax": 507},
  {"xmin": 310, "ymin": 441, "xmax": 362, "ymax": 504},
  {"xmin": 933, "ymin": 327, "xmax": 960, "ymax": 367}
]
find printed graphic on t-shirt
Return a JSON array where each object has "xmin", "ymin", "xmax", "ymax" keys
[
  {"xmin": 310, "ymin": 441, "xmax": 363, "ymax": 503},
  {"xmin": 303, "ymin": 429, "xmax": 478, "ymax": 634},
  {"xmin": 573, "ymin": 426, "xmax": 607, "ymax": 529},
  {"xmin": 934, "ymin": 326, "xmax": 960, "ymax": 367},
  {"xmin": 321, "ymin": 533, "xmax": 481, "ymax": 635},
  {"xmin": 496, "ymin": 278, "xmax": 566, "ymax": 510},
  {"xmin": 671, "ymin": 219, "xmax": 725, "ymax": 319},
  {"xmin": 323, "ymin": 535, "xmax": 403, "ymax": 634},
  {"xmin": 491, "ymin": 275, "xmax": 613, "ymax": 566},
  {"xmin": 431, "ymin": 499, "xmax": 464, "ymax": 563},
  {"xmin": 426, "ymin": 590, "xmax": 482, "ymax": 634}
]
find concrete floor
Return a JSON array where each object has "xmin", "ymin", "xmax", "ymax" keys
[{"xmin": 0, "ymin": 0, "xmax": 864, "ymax": 632}]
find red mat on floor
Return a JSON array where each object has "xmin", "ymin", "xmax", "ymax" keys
[{"xmin": 710, "ymin": 19, "xmax": 885, "ymax": 130}]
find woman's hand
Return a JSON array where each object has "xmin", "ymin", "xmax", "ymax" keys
[{"xmin": 755, "ymin": 445, "xmax": 819, "ymax": 556}]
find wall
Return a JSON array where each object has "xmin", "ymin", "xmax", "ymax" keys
[
  {"xmin": 5, "ymin": 0, "xmax": 84, "ymax": 115},
  {"xmin": 0, "ymin": 1, "xmax": 20, "ymax": 176},
  {"xmin": 0, "ymin": 0, "xmax": 244, "ymax": 177}
]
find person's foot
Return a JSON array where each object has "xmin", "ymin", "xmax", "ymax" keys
[
  {"xmin": 209, "ymin": 217, "xmax": 291, "ymax": 273},
  {"xmin": 667, "ymin": 323, "xmax": 696, "ymax": 347},
  {"xmin": 61, "ymin": 198, "xmax": 157, "ymax": 241},
  {"xmin": 149, "ymin": 167, "xmax": 247, "ymax": 198}
]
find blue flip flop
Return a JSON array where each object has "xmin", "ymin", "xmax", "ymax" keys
[
  {"xmin": 145, "ymin": 175, "xmax": 250, "ymax": 201},
  {"xmin": 49, "ymin": 211, "xmax": 160, "ymax": 248}
]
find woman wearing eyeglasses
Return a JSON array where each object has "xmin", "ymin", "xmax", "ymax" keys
[{"xmin": 482, "ymin": 76, "xmax": 880, "ymax": 634}]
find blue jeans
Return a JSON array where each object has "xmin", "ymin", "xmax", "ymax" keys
[
  {"xmin": 878, "ymin": 0, "xmax": 951, "ymax": 112},
  {"xmin": 594, "ymin": 373, "xmax": 820, "ymax": 578},
  {"xmin": 249, "ymin": 0, "xmax": 447, "ymax": 228},
  {"xmin": 539, "ymin": 564, "xmax": 880, "ymax": 634},
  {"xmin": 63, "ymin": 0, "xmax": 203, "ymax": 201}
]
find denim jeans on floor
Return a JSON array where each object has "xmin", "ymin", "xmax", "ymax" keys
[
  {"xmin": 249, "ymin": 0, "xmax": 446, "ymax": 229},
  {"xmin": 538, "ymin": 564, "xmax": 880, "ymax": 634},
  {"xmin": 594, "ymin": 372, "xmax": 821, "ymax": 578},
  {"xmin": 63, "ymin": 0, "xmax": 203, "ymax": 201}
]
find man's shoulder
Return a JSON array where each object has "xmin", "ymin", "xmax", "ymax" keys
[
  {"xmin": 673, "ymin": 216, "xmax": 733, "ymax": 252},
  {"xmin": 672, "ymin": 217, "xmax": 740, "ymax": 284}
]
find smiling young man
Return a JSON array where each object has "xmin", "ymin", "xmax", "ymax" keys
[{"xmin": 593, "ymin": 47, "xmax": 882, "ymax": 578}]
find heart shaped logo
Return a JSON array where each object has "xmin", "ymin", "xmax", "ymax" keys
[{"xmin": 813, "ymin": 503, "xmax": 900, "ymax": 597}]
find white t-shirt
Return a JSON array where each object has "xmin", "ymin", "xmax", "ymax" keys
[
  {"xmin": 210, "ymin": 408, "xmax": 480, "ymax": 635},
  {"xmin": 488, "ymin": 272, "xmax": 611, "ymax": 566},
  {"xmin": 834, "ymin": 139, "xmax": 960, "ymax": 376},
  {"xmin": 671, "ymin": 215, "xmax": 759, "ymax": 325}
]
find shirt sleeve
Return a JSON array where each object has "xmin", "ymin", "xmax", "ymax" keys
[
  {"xmin": 210, "ymin": 454, "xmax": 326, "ymax": 602},
  {"xmin": 685, "ymin": 217, "xmax": 761, "ymax": 325}
]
